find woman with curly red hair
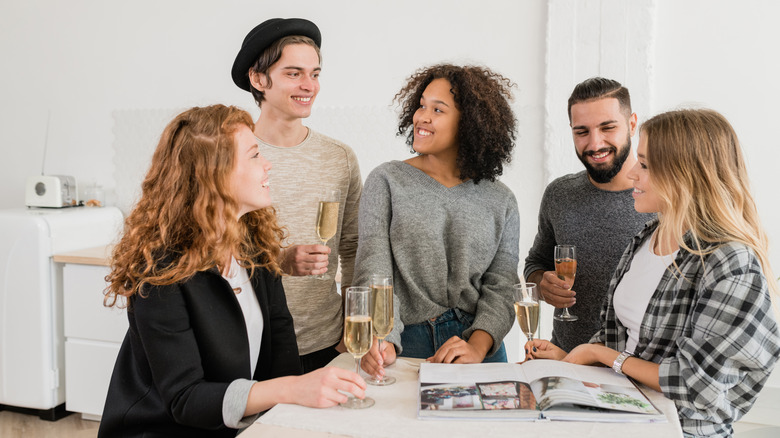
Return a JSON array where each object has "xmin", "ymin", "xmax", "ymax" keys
[
  {"xmin": 99, "ymin": 104, "xmax": 365, "ymax": 437},
  {"xmin": 355, "ymin": 64, "xmax": 521, "ymax": 380}
]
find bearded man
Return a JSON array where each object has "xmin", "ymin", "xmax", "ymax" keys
[{"xmin": 523, "ymin": 77, "xmax": 655, "ymax": 352}]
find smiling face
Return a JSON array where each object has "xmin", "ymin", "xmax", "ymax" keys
[
  {"xmin": 229, "ymin": 125, "xmax": 272, "ymax": 218},
  {"xmin": 411, "ymin": 78, "xmax": 461, "ymax": 158},
  {"xmin": 250, "ymin": 43, "xmax": 321, "ymax": 121},
  {"xmin": 627, "ymin": 134, "xmax": 663, "ymax": 214},
  {"xmin": 570, "ymin": 97, "xmax": 637, "ymax": 184}
]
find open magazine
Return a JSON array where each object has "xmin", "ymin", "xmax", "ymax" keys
[{"xmin": 418, "ymin": 359, "xmax": 667, "ymax": 423}]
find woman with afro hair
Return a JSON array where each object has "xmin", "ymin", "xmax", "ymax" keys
[{"xmin": 354, "ymin": 64, "xmax": 521, "ymax": 380}]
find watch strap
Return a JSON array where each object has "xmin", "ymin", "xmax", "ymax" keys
[{"xmin": 612, "ymin": 351, "xmax": 632, "ymax": 375}]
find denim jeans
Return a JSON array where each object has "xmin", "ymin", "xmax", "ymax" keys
[{"xmin": 400, "ymin": 308, "xmax": 507, "ymax": 362}]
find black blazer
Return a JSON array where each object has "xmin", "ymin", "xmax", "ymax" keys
[{"xmin": 98, "ymin": 264, "xmax": 302, "ymax": 438}]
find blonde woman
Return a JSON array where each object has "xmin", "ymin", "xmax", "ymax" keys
[
  {"xmin": 99, "ymin": 105, "xmax": 365, "ymax": 438},
  {"xmin": 526, "ymin": 108, "xmax": 780, "ymax": 437}
]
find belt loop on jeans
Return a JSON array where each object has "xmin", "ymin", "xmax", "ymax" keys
[{"xmin": 428, "ymin": 308, "xmax": 459, "ymax": 325}]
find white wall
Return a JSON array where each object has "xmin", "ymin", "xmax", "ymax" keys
[
  {"xmin": 1, "ymin": 0, "xmax": 778, "ymax": 363},
  {"xmin": 0, "ymin": 0, "xmax": 545, "ymax": 364},
  {"xmin": 653, "ymin": 0, "xmax": 780, "ymax": 274},
  {"xmin": 0, "ymin": 0, "xmax": 546, "ymax": 287}
]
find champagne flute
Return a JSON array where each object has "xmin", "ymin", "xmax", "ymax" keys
[
  {"xmin": 513, "ymin": 282, "xmax": 540, "ymax": 345},
  {"xmin": 553, "ymin": 245, "xmax": 578, "ymax": 321},
  {"xmin": 366, "ymin": 274, "xmax": 396, "ymax": 386},
  {"xmin": 341, "ymin": 286, "xmax": 375, "ymax": 409},
  {"xmin": 313, "ymin": 188, "xmax": 341, "ymax": 279}
]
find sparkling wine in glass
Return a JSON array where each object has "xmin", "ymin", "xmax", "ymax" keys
[
  {"xmin": 513, "ymin": 282, "xmax": 540, "ymax": 343},
  {"xmin": 313, "ymin": 188, "xmax": 341, "ymax": 279},
  {"xmin": 554, "ymin": 244, "xmax": 578, "ymax": 322},
  {"xmin": 341, "ymin": 286, "xmax": 375, "ymax": 409},
  {"xmin": 366, "ymin": 274, "xmax": 396, "ymax": 386}
]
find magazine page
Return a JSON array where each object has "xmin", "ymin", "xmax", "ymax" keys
[
  {"xmin": 418, "ymin": 363, "xmax": 540, "ymax": 420},
  {"xmin": 520, "ymin": 360, "xmax": 665, "ymax": 422}
]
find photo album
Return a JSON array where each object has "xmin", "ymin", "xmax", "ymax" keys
[{"xmin": 418, "ymin": 359, "xmax": 667, "ymax": 423}]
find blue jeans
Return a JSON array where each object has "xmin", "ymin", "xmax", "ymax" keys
[{"xmin": 400, "ymin": 308, "xmax": 507, "ymax": 362}]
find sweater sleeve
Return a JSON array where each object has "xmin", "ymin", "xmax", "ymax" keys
[
  {"xmin": 222, "ymin": 379, "xmax": 260, "ymax": 429},
  {"xmin": 337, "ymin": 146, "xmax": 363, "ymax": 290},
  {"xmin": 462, "ymin": 194, "xmax": 521, "ymax": 356},
  {"xmin": 523, "ymin": 183, "xmax": 555, "ymax": 281},
  {"xmin": 354, "ymin": 167, "xmax": 404, "ymax": 353}
]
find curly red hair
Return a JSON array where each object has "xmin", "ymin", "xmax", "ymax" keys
[{"xmin": 104, "ymin": 104, "xmax": 285, "ymax": 307}]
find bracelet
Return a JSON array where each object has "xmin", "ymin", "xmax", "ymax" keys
[{"xmin": 612, "ymin": 351, "xmax": 633, "ymax": 375}]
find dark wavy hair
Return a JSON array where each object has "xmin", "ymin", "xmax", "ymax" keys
[
  {"xmin": 394, "ymin": 64, "xmax": 516, "ymax": 183},
  {"xmin": 567, "ymin": 77, "xmax": 631, "ymax": 122}
]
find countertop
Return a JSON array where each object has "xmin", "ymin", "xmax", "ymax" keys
[{"xmin": 53, "ymin": 245, "xmax": 112, "ymax": 266}]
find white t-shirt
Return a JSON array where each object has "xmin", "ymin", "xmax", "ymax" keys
[
  {"xmin": 613, "ymin": 235, "xmax": 678, "ymax": 353},
  {"xmin": 224, "ymin": 257, "xmax": 263, "ymax": 377}
]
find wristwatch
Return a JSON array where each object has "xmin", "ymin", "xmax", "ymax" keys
[{"xmin": 612, "ymin": 351, "xmax": 633, "ymax": 375}]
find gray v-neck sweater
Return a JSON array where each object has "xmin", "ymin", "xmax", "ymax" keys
[{"xmin": 354, "ymin": 161, "xmax": 520, "ymax": 355}]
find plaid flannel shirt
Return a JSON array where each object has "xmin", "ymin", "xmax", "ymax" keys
[{"xmin": 590, "ymin": 219, "xmax": 780, "ymax": 437}]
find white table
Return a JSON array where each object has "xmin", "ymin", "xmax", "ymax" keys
[{"xmin": 243, "ymin": 353, "xmax": 683, "ymax": 438}]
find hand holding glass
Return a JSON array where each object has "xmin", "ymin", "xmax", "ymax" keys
[
  {"xmin": 553, "ymin": 244, "xmax": 578, "ymax": 322},
  {"xmin": 366, "ymin": 275, "xmax": 395, "ymax": 386},
  {"xmin": 341, "ymin": 286, "xmax": 375, "ymax": 409},
  {"xmin": 313, "ymin": 188, "xmax": 341, "ymax": 279},
  {"xmin": 513, "ymin": 282, "xmax": 540, "ymax": 343}
]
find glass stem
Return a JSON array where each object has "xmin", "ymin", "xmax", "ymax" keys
[
  {"xmin": 353, "ymin": 356, "xmax": 361, "ymax": 400},
  {"xmin": 377, "ymin": 339, "xmax": 384, "ymax": 381}
]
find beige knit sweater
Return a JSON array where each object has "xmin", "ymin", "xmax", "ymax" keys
[{"xmin": 257, "ymin": 129, "xmax": 362, "ymax": 355}]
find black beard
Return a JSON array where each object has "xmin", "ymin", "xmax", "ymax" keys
[{"xmin": 578, "ymin": 135, "xmax": 631, "ymax": 184}]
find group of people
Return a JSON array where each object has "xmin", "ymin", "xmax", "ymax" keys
[{"xmin": 96, "ymin": 17, "xmax": 779, "ymax": 438}]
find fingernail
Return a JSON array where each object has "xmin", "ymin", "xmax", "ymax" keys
[{"xmin": 533, "ymin": 347, "xmax": 537, "ymax": 352}]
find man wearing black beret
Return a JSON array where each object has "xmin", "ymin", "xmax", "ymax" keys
[{"xmin": 232, "ymin": 18, "xmax": 363, "ymax": 372}]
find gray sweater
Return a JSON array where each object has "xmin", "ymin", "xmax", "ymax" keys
[
  {"xmin": 355, "ymin": 161, "xmax": 520, "ymax": 356},
  {"xmin": 523, "ymin": 171, "xmax": 654, "ymax": 352}
]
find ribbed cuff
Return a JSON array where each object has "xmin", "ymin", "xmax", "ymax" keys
[{"xmin": 222, "ymin": 379, "xmax": 260, "ymax": 429}]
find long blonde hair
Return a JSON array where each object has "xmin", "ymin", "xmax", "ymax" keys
[
  {"xmin": 104, "ymin": 104, "xmax": 285, "ymax": 307},
  {"xmin": 641, "ymin": 108, "xmax": 778, "ymax": 297}
]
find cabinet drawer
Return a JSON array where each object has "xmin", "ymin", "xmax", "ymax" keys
[
  {"xmin": 65, "ymin": 339, "xmax": 121, "ymax": 417},
  {"xmin": 63, "ymin": 264, "xmax": 128, "ymax": 342}
]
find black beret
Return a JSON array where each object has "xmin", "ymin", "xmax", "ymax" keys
[{"xmin": 231, "ymin": 18, "xmax": 322, "ymax": 92}]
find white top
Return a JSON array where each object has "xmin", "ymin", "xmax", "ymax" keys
[
  {"xmin": 224, "ymin": 257, "xmax": 263, "ymax": 376},
  {"xmin": 613, "ymin": 235, "xmax": 678, "ymax": 353}
]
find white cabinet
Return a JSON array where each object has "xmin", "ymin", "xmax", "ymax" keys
[{"xmin": 59, "ymin": 254, "xmax": 127, "ymax": 420}]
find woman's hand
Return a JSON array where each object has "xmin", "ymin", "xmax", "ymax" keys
[
  {"xmin": 360, "ymin": 337, "xmax": 397, "ymax": 378},
  {"xmin": 523, "ymin": 339, "xmax": 566, "ymax": 361},
  {"xmin": 428, "ymin": 331, "xmax": 492, "ymax": 364},
  {"xmin": 288, "ymin": 367, "xmax": 367, "ymax": 408},
  {"xmin": 280, "ymin": 245, "xmax": 331, "ymax": 276},
  {"xmin": 247, "ymin": 366, "xmax": 367, "ymax": 413}
]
